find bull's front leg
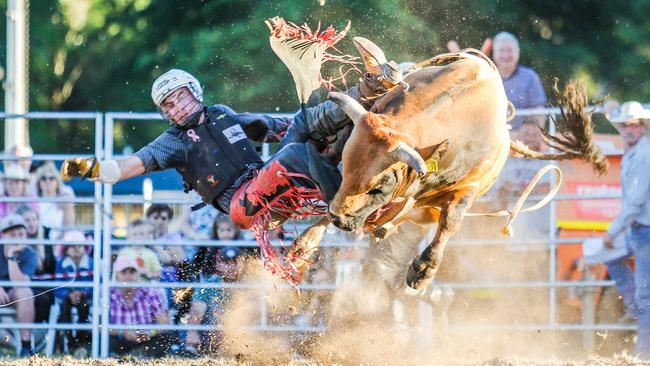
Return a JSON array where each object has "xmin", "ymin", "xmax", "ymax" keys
[
  {"xmin": 405, "ymin": 190, "xmax": 475, "ymax": 290},
  {"xmin": 286, "ymin": 217, "xmax": 331, "ymax": 282}
]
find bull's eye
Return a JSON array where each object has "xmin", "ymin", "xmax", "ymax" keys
[{"xmin": 368, "ymin": 188, "xmax": 384, "ymax": 196}]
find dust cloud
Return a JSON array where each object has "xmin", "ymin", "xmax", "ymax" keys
[{"xmin": 212, "ymin": 212, "xmax": 631, "ymax": 365}]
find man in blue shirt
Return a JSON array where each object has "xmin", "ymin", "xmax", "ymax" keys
[
  {"xmin": 492, "ymin": 32, "xmax": 547, "ymax": 131},
  {"xmin": 0, "ymin": 214, "xmax": 38, "ymax": 356}
]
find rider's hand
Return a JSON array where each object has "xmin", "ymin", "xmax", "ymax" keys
[{"xmin": 60, "ymin": 157, "xmax": 99, "ymax": 181}]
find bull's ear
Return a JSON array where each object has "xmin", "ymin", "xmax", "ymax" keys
[
  {"xmin": 353, "ymin": 37, "xmax": 388, "ymax": 75},
  {"xmin": 328, "ymin": 92, "xmax": 366, "ymax": 125}
]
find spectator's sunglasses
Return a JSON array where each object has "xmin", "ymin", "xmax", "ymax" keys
[
  {"xmin": 150, "ymin": 213, "xmax": 169, "ymax": 221},
  {"xmin": 40, "ymin": 175, "xmax": 57, "ymax": 182}
]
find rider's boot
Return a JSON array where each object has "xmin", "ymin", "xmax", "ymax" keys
[{"xmin": 281, "ymin": 36, "xmax": 405, "ymax": 146}]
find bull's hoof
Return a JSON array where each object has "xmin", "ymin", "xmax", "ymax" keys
[
  {"xmin": 406, "ymin": 258, "xmax": 435, "ymax": 290},
  {"xmin": 403, "ymin": 284, "xmax": 453, "ymax": 305}
]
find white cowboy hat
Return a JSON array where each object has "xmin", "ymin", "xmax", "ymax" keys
[
  {"xmin": 609, "ymin": 101, "xmax": 650, "ymax": 124},
  {"xmin": 2, "ymin": 164, "xmax": 30, "ymax": 180}
]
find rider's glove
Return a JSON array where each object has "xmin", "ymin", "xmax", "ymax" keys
[
  {"xmin": 60, "ymin": 157, "xmax": 99, "ymax": 181},
  {"xmin": 60, "ymin": 157, "xmax": 121, "ymax": 184}
]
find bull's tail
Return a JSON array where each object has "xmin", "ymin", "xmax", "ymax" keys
[{"xmin": 510, "ymin": 79, "xmax": 609, "ymax": 176}]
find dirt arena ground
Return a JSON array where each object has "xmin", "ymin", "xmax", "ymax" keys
[{"xmin": 0, "ymin": 355, "xmax": 647, "ymax": 366}]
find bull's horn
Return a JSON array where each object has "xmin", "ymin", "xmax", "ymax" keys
[
  {"xmin": 393, "ymin": 142, "xmax": 427, "ymax": 177},
  {"xmin": 328, "ymin": 92, "xmax": 366, "ymax": 125},
  {"xmin": 352, "ymin": 37, "xmax": 387, "ymax": 75}
]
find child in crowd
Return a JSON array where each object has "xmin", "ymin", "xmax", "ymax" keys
[
  {"xmin": 55, "ymin": 231, "xmax": 93, "ymax": 357},
  {"xmin": 185, "ymin": 215, "xmax": 245, "ymax": 354},
  {"xmin": 118, "ymin": 219, "xmax": 162, "ymax": 281}
]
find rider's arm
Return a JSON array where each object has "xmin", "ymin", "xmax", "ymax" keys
[
  {"xmin": 280, "ymin": 100, "xmax": 350, "ymax": 145},
  {"xmin": 116, "ymin": 156, "xmax": 146, "ymax": 180},
  {"xmin": 213, "ymin": 104, "xmax": 292, "ymax": 143},
  {"xmin": 61, "ymin": 132, "xmax": 186, "ymax": 184}
]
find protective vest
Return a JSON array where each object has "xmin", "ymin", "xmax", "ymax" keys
[{"xmin": 167, "ymin": 106, "xmax": 263, "ymax": 205}]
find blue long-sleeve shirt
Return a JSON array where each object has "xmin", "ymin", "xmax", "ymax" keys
[{"xmin": 608, "ymin": 137, "xmax": 650, "ymax": 237}]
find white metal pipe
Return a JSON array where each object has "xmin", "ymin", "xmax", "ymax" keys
[
  {"xmin": 4, "ymin": 0, "xmax": 28, "ymax": 149},
  {"xmin": 91, "ymin": 112, "xmax": 103, "ymax": 358}
]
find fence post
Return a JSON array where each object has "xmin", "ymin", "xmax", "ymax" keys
[
  {"xmin": 90, "ymin": 112, "xmax": 104, "ymax": 358},
  {"xmin": 99, "ymin": 114, "xmax": 115, "ymax": 357}
]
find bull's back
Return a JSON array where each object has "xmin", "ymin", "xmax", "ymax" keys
[{"xmin": 381, "ymin": 56, "xmax": 510, "ymax": 193}]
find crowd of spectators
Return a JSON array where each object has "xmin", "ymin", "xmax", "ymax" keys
[{"xmin": 0, "ymin": 151, "xmax": 271, "ymax": 358}]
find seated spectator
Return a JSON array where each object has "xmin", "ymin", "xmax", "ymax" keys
[
  {"xmin": 34, "ymin": 162, "xmax": 75, "ymax": 238},
  {"xmin": 186, "ymin": 246, "xmax": 244, "ymax": 354},
  {"xmin": 0, "ymin": 165, "xmax": 38, "ymax": 218},
  {"xmin": 109, "ymin": 254, "xmax": 176, "ymax": 358},
  {"xmin": 14, "ymin": 205, "xmax": 56, "ymax": 323},
  {"xmin": 55, "ymin": 231, "xmax": 93, "ymax": 357},
  {"xmin": 117, "ymin": 219, "xmax": 167, "ymax": 322},
  {"xmin": 118, "ymin": 219, "xmax": 162, "ymax": 281},
  {"xmin": 145, "ymin": 204, "xmax": 197, "ymax": 322},
  {"xmin": 145, "ymin": 204, "xmax": 186, "ymax": 282},
  {"xmin": 0, "ymin": 214, "xmax": 37, "ymax": 356},
  {"xmin": 186, "ymin": 217, "xmax": 245, "ymax": 352}
]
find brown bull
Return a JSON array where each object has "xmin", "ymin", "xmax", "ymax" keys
[{"xmin": 327, "ymin": 49, "xmax": 606, "ymax": 292}]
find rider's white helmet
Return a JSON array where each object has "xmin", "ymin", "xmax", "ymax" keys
[{"xmin": 151, "ymin": 69, "xmax": 203, "ymax": 107}]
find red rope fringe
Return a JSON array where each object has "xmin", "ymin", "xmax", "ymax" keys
[
  {"xmin": 267, "ymin": 16, "xmax": 361, "ymax": 92},
  {"xmin": 249, "ymin": 171, "xmax": 328, "ymax": 286}
]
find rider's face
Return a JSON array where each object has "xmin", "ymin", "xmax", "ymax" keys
[{"xmin": 160, "ymin": 87, "xmax": 202, "ymax": 126}]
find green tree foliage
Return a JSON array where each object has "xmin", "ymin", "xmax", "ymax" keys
[{"xmin": 0, "ymin": 0, "xmax": 648, "ymax": 150}]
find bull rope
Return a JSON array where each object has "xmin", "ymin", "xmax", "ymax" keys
[
  {"xmin": 0, "ymin": 277, "xmax": 77, "ymax": 308},
  {"xmin": 465, "ymin": 164, "xmax": 563, "ymax": 237}
]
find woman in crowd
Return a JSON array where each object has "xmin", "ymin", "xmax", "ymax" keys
[{"xmin": 34, "ymin": 161, "xmax": 75, "ymax": 238}]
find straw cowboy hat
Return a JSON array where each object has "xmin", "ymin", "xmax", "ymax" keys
[
  {"xmin": 609, "ymin": 101, "xmax": 650, "ymax": 125},
  {"xmin": 2, "ymin": 164, "xmax": 30, "ymax": 180}
]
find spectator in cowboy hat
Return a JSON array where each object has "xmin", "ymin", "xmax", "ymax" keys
[
  {"xmin": 0, "ymin": 164, "xmax": 38, "ymax": 218},
  {"xmin": 0, "ymin": 214, "xmax": 38, "ymax": 356},
  {"xmin": 604, "ymin": 101, "xmax": 650, "ymax": 358}
]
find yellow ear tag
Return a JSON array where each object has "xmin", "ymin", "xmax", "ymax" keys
[{"xmin": 425, "ymin": 159, "xmax": 438, "ymax": 172}]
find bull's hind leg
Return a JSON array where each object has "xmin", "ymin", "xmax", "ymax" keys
[{"xmin": 405, "ymin": 190, "xmax": 476, "ymax": 290}]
